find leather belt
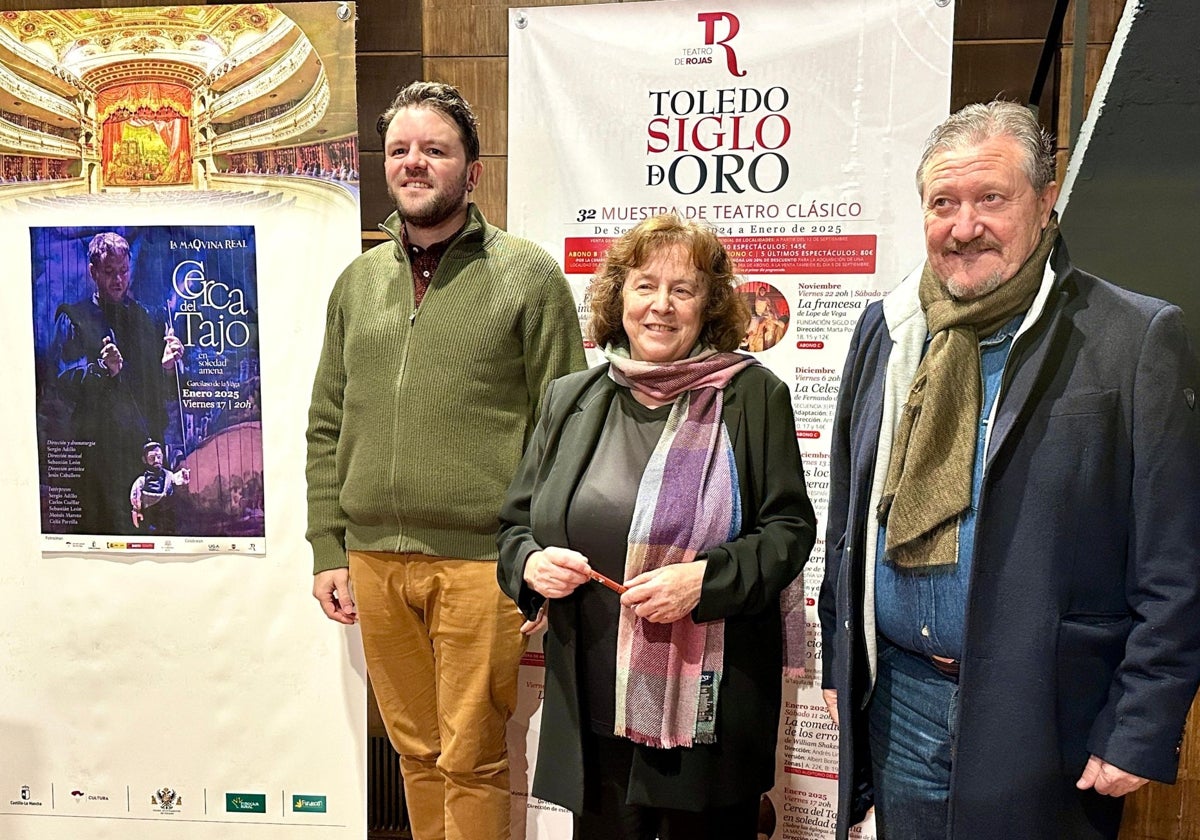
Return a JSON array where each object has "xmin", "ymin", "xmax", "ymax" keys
[{"xmin": 929, "ymin": 655, "xmax": 960, "ymax": 681}]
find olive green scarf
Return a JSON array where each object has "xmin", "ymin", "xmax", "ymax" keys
[{"xmin": 877, "ymin": 216, "xmax": 1058, "ymax": 568}]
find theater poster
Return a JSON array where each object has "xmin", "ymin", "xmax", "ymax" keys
[
  {"xmin": 507, "ymin": 1, "xmax": 954, "ymax": 837},
  {"xmin": 33, "ymin": 224, "xmax": 265, "ymax": 554},
  {"xmin": 0, "ymin": 4, "xmax": 365, "ymax": 839}
]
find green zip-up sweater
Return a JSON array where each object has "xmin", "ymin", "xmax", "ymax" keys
[{"xmin": 306, "ymin": 205, "xmax": 586, "ymax": 573}]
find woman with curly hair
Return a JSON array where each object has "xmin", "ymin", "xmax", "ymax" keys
[{"xmin": 498, "ymin": 213, "xmax": 815, "ymax": 839}]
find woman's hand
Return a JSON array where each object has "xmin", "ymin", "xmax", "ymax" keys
[
  {"xmin": 621, "ymin": 561, "xmax": 707, "ymax": 624},
  {"xmin": 523, "ymin": 546, "xmax": 591, "ymax": 599},
  {"xmin": 520, "ymin": 603, "xmax": 548, "ymax": 636}
]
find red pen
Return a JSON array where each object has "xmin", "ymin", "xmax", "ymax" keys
[{"xmin": 588, "ymin": 568, "xmax": 628, "ymax": 595}]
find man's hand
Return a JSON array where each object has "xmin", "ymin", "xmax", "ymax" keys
[
  {"xmin": 620, "ymin": 561, "xmax": 706, "ymax": 624},
  {"xmin": 523, "ymin": 546, "xmax": 590, "ymax": 599},
  {"xmin": 161, "ymin": 325, "xmax": 184, "ymax": 368},
  {"xmin": 313, "ymin": 568, "xmax": 357, "ymax": 625},
  {"xmin": 822, "ymin": 688, "xmax": 839, "ymax": 725},
  {"xmin": 131, "ymin": 509, "xmax": 142, "ymax": 528},
  {"xmin": 1076, "ymin": 755, "xmax": 1149, "ymax": 797},
  {"xmin": 99, "ymin": 335, "xmax": 123, "ymax": 376}
]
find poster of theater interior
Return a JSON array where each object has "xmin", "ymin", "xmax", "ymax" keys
[{"xmin": 0, "ymin": 3, "xmax": 360, "ymax": 555}]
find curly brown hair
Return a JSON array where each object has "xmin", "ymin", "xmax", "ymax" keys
[{"xmin": 587, "ymin": 214, "xmax": 751, "ymax": 353}]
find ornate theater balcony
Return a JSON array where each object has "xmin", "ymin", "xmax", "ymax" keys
[
  {"xmin": 210, "ymin": 69, "xmax": 329, "ymax": 154},
  {"xmin": 206, "ymin": 22, "xmax": 303, "ymax": 120},
  {"xmin": 0, "ymin": 61, "xmax": 78, "ymax": 125},
  {"xmin": 0, "ymin": 113, "xmax": 79, "ymax": 157}
]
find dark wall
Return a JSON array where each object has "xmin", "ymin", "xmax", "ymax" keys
[{"xmin": 1058, "ymin": 0, "xmax": 1200, "ymax": 338}]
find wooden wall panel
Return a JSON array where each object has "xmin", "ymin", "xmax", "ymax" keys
[
  {"xmin": 424, "ymin": 0, "xmax": 642, "ymax": 60},
  {"xmin": 1056, "ymin": 43, "xmax": 1111, "ymax": 145},
  {"xmin": 356, "ymin": 0, "xmax": 422, "ymax": 53},
  {"xmin": 425, "ymin": 1, "xmax": 510, "ymax": 57},
  {"xmin": 423, "ymin": 57, "xmax": 508, "ymax": 156},
  {"xmin": 954, "ymin": 0, "xmax": 1057, "ymax": 41},
  {"xmin": 951, "ymin": 42, "xmax": 1057, "ymax": 133},
  {"xmin": 1063, "ymin": 0, "xmax": 1124, "ymax": 45}
]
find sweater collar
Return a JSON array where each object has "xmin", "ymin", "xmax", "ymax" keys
[{"xmin": 381, "ymin": 203, "xmax": 489, "ymax": 258}]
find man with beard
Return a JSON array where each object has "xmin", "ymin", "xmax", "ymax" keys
[
  {"xmin": 820, "ymin": 101, "xmax": 1200, "ymax": 839},
  {"xmin": 52, "ymin": 232, "xmax": 184, "ymax": 534},
  {"xmin": 306, "ymin": 81, "xmax": 584, "ymax": 840}
]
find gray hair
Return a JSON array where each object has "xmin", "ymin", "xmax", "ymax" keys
[
  {"xmin": 376, "ymin": 81, "xmax": 480, "ymax": 163},
  {"xmin": 915, "ymin": 100, "xmax": 1056, "ymax": 196}
]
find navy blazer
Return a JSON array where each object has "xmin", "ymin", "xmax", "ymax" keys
[
  {"xmin": 819, "ymin": 240, "xmax": 1200, "ymax": 839},
  {"xmin": 498, "ymin": 362, "xmax": 816, "ymax": 814}
]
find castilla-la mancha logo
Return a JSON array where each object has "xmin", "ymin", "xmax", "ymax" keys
[{"xmin": 699, "ymin": 12, "xmax": 746, "ymax": 77}]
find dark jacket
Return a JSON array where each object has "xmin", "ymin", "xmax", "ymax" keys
[
  {"xmin": 53, "ymin": 296, "xmax": 172, "ymax": 533},
  {"xmin": 498, "ymin": 362, "xmax": 816, "ymax": 814},
  {"xmin": 819, "ymin": 240, "xmax": 1200, "ymax": 839}
]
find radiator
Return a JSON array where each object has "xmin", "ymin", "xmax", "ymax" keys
[{"xmin": 368, "ymin": 734, "xmax": 410, "ymax": 837}]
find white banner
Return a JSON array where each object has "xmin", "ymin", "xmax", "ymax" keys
[
  {"xmin": 0, "ymin": 4, "xmax": 366, "ymax": 838},
  {"xmin": 507, "ymin": 1, "xmax": 954, "ymax": 837}
]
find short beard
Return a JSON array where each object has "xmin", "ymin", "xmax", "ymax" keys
[
  {"xmin": 390, "ymin": 171, "xmax": 469, "ymax": 230},
  {"xmin": 938, "ymin": 237, "xmax": 1007, "ymax": 300},
  {"xmin": 944, "ymin": 270, "xmax": 1007, "ymax": 301}
]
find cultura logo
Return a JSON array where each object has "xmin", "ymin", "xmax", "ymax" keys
[{"xmin": 698, "ymin": 12, "xmax": 746, "ymax": 77}]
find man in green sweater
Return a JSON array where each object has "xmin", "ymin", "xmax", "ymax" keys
[{"xmin": 306, "ymin": 81, "xmax": 585, "ymax": 840}]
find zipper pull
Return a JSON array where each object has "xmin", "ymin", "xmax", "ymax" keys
[{"xmin": 409, "ymin": 310, "xmax": 416, "ymax": 325}]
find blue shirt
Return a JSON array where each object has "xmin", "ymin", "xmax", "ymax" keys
[{"xmin": 874, "ymin": 315, "xmax": 1021, "ymax": 660}]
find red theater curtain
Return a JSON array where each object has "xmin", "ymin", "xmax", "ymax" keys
[
  {"xmin": 96, "ymin": 82, "xmax": 192, "ymax": 123},
  {"xmin": 97, "ymin": 82, "xmax": 193, "ymax": 185}
]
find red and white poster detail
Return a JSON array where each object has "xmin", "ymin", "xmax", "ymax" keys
[{"xmin": 507, "ymin": 1, "xmax": 954, "ymax": 837}]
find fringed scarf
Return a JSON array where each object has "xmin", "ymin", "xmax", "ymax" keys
[
  {"xmin": 877, "ymin": 215, "xmax": 1058, "ymax": 568},
  {"xmin": 607, "ymin": 346, "xmax": 755, "ymax": 748}
]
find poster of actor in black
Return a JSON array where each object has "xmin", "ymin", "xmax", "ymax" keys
[{"xmin": 32, "ymin": 225, "xmax": 264, "ymax": 547}]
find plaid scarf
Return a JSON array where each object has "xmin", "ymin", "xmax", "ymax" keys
[{"xmin": 606, "ymin": 346, "xmax": 756, "ymax": 748}]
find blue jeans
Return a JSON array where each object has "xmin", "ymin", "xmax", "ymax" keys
[{"xmin": 868, "ymin": 640, "xmax": 959, "ymax": 840}]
